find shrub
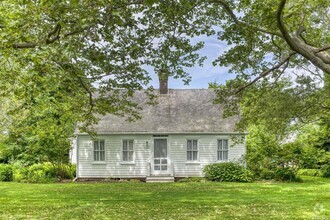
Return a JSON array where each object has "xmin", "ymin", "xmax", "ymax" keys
[
  {"xmin": 25, "ymin": 163, "xmax": 57, "ymax": 183},
  {"xmin": 0, "ymin": 164, "xmax": 13, "ymax": 181},
  {"xmin": 203, "ymin": 162, "xmax": 253, "ymax": 182},
  {"xmin": 274, "ymin": 167, "xmax": 301, "ymax": 182},
  {"xmin": 12, "ymin": 163, "xmax": 76, "ymax": 183},
  {"xmin": 259, "ymin": 168, "xmax": 275, "ymax": 180},
  {"xmin": 321, "ymin": 164, "xmax": 330, "ymax": 178},
  {"xmin": 297, "ymin": 169, "xmax": 322, "ymax": 177}
]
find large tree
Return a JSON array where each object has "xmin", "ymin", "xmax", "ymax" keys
[
  {"xmin": 0, "ymin": 1, "xmax": 210, "ymax": 163},
  {"xmin": 206, "ymin": 0, "xmax": 330, "ymax": 133}
]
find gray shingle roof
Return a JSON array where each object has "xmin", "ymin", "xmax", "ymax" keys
[{"xmin": 87, "ymin": 89, "xmax": 238, "ymax": 134}]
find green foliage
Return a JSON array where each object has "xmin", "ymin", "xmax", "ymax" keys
[
  {"xmin": 321, "ymin": 165, "xmax": 330, "ymax": 178},
  {"xmin": 0, "ymin": 164, "xmax": 13, "ymax": 181},
  {"xmin": 274, "ymin": 167, "xmax": 301, "ymax": 182},
  {"xmin": 0, "ymin": 1, "xmax": 214, "ymax": 164},
  {"xmin": 246, "ymin": 123, "xmax": 330, "ymax": 181},
  {"xmin": 298, "ymin": 169, "xmax": 322, "ymax": 177},
  {"xmin": 12, "ymin": 163, "xmax": 75, "ymax": 183},
  {"xmin": 203, "ymin": 162, "xmax": 253, "ymax": 183}
]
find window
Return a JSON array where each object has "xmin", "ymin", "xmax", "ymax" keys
[
  {"xmin": 123, "ymin": 140, "xmax": 134, "ymax": 162},
  {"xmin": 94, "ymin": 140, "xmax": 105, "ymax": 161},
  {"xmin": 187, "ymin": 140, "xmax": 198, "ymax": 161},
  {"xmin": 217, "ymin": 139, "xmax": 228, "ymax": 161}
]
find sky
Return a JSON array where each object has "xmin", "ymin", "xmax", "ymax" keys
[{"xmin": 148, "ymin": 35, "xmax": 235, "ymax": 89}]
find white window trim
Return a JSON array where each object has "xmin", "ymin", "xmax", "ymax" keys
[
  {"xmin": 93, "ymin": 139, "xmax": 106, "ymax": 163},
  {"xmin": 186, "ymin": 139, "xmax": 199, "ymax": 162},
  {"xmin": 217, "ymin": 139, "xmax": 229, "ymax": 161},
  {"xmin": 121, "ymin": 139, "xmax": 135, "ymax": 163}
]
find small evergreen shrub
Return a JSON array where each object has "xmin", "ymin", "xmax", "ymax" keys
[
  {"xmin": 0, "ymin": 164, "xmax": 13, "ymax": 181},
  {"xmin": 321, "ymin": 164, "xmax": 330, "ymax": 178},
  {"xmin": 274, "ymin": 167, "xmax": 301, "ymax": 182},
  {"xmin": 203, "ymin": 162, "xmax": 253, "ymax": 182},
  {"xmin": 297, "ymin": 169, "xmax": 322, "ymax": 177}
]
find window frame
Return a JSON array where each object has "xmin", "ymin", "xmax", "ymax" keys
[
  {"xmin": 186, "ymin": 139, "xmax": 199, "ymax": 161},
  {"xmin": 217, "ymin": 139, "xmax": 229, "ymax": 161},
  {"xmin": 93, "ymin": 139, "xmax": 105, "ymax": 162},
  {"xmin": 122, "ymin": 139, "xmax": 135, "ymax": 162}
]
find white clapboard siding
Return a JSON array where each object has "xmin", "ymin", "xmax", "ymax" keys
[
  {"xmin": 76, "ymin": 134, "xmax": 246, "ymax": 178},
  {"xmin": 77, "ymin": 135, "xmax": 151, "ymax": 178},
  {"xmin": 169, "ymin": 135, "xmax": 246, "ymax": 177}
]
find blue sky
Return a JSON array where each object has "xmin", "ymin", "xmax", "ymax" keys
[{"xmin": 148, "ymin": 35, "xmax": 235, "ymax": 89}]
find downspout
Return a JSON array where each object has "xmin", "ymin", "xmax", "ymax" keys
[{"xmin": 73, "ymin": 134, "xmax": 79, "ymax": 182}]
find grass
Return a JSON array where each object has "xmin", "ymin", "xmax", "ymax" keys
[{"xmin": 0, "ymin": 177, "xmax": 329, "ymax": 220}]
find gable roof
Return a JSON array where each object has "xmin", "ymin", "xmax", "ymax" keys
[{"xmin": 86, "ymin": 89, "xmax": 239, "ymax": 134}]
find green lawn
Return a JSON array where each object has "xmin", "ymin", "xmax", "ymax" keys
[{"xmin": 0, "ymin": 177, "xmax": 329, "ymax": 220}]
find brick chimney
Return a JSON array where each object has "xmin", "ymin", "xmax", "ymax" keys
[{"xmin": 158, "ymin": 71, "xmax": 168, "ymax": 94}]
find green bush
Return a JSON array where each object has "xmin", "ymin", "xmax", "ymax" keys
[
  {"xmin": 297, "ymin": 169, "xmax": 322, "ymax": 177},
  {"xmin": 203, "ymin": 162, "xmax": 253, "ymax": 182},
  {"xmin": 274, "ymin": 167, "xmax": 301, "ymax": 182},
  {"xmin": 0, "ymin": 164, "xmax": 13, "ymax": 181},
  {"xmin": 259, "ymin": 168, "xmax": 275, "ymax": 180},
  {"xmin": 25, "ymin": 163, "xmax": 57, "ymax": 183},
  {"xmin": 321, "ymin": 164, "xmax": 330, "ymax": 178},
  {"xmin": 12, "ymin": 163, "xmax": 76, "ymax": 183}
]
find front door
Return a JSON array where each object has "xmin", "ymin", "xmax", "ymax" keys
[{"xmin": 153, "ymin": 139, "xmax": 168, "ymax": 175}]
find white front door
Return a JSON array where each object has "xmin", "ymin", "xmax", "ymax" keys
[{"xmin": 152, "ymin": 139, "xmax": 169, "ymax": 175}]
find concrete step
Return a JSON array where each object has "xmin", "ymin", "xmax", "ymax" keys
[{"xmin": 146, "ymin": 176, "xmax": 175, "ymax": 183}]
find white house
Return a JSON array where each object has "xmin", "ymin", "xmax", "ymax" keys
[{"xmin": 74, "ymin": 78, "xmax": 246, "ymax": 182}]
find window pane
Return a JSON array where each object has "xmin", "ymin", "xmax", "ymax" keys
[
  {"xmin": 100, "ymin": 151, "xmax": 105, "ymax": 161},
  {"xmin": 217, "ymin": 151, "xmax": 221, "ymax": 161},
  {"xmin": 223, "ymin": 140, "xmax": 228, "ymax": 150},
  {"xmin": 218, "ymin": 140, "xmax": 222, "ymax": 150},
  {"xmin": 154, "ymin": 139, "xmax": 167, "ymax": 158},
  {"xmin": 123, "ymin": 141, "xmax": 127, "ymax": 151},
  {"xmin": 123, "ymin": 152, "xmax": 128, "ymax": 161},
  {"xmin": 223, "ymin": 151, "xmax": 228, "ymax": 160},
  {"xmin": 154, "ymin": 165, "xmax": 160, "ymax": 170},
  {"xmin": 187, "ymin": 140, "xmax": 192, "ymax": 150},
  {"xmin": 129, "ymin": 140, "xmax": 133, "ymax": 150},
  {"xmin": 154, "ymin": 159, "xmax": 160, "ymax": 165},
  {"xmin": 128, "ymin": 151, "xmax": 133, "ymax": 161},
  {"xmin": 161, "ymin": 159, "xmax": 167, "ymax": 165},
  {"xmin": 100, "ymin": 140, "xmax": 105, "ymax": 150},
  {"xmin": 94, "ymin": 141, "xmax": 99, "ymax": 151},
  {"xmin": 193, "ymin": 151, "xmax": 198, "ymax": 160},
  {"xmin": 193, "ymin": 140, "xmax": 198, "ymax": 150},
  {"xmin": 161, "ymin": 165, "xmax": 167, "ymax": 171},
  {"xmin": 187, "ymin": 151, "xmax": 192, "ymax": 160}
]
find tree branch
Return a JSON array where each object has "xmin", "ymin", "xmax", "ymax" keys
[
  {"xmin": 276, "ymin": 0, "xmax": 330, "ymax": 73},
  {"xmin": 236, "ymin": 52, "xmax": 296, "ymax": 93},
  {"xmin": 314, "ymin": 45, "xmax": 330, "ymax": 53},
  {"xmin": 212, "ymin": 0, "xmax": 283, "ymax": 38},
  {"xmin": 13, "ymin": 42, "xmax": 38, "ymax": 49}
]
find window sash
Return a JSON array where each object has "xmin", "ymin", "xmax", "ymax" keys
[
  {"xmin": 123, "ymin": 140, "xmax": 134, "ymax": 161},
  {"xmin": 94, "ymin": 140, "xmax": 105, "ymax": 161},
  {"xmin": 217, "ymin": 139, "xmax": 228, "ymax": 161},
  {"xmin": 187, "ymin": 140, "xmax": 198, "ymax": 161}
]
